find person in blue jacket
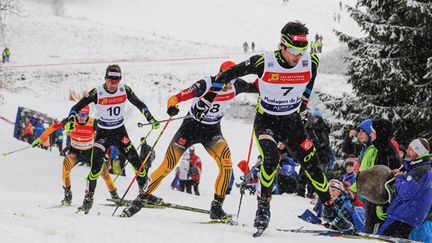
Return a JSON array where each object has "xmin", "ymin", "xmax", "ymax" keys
[{"xmin": 378, "ymin": 138, "xmax": 432, "ymax": 239}]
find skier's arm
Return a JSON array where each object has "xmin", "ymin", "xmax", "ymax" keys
[
  {"xmin": 213, "ymin": 54, "xmax": 264, "ymax": 88},
  {"xmin": 124, "ymin": 84, "xmax": 155, "ymax": 121},
  {"xmin": 69, "ymin": 89, "xmax": 97, "ymax": 116},
  {"xmin": 233, "ymin": 78, "xmax": 259, "ymax": 94},
  {"xmin": 177, "ymin": 79, "xmax": 209, "ymax": 101},
  {"xmin": 38, "ymin": 119, "xmax": 66, "ymax": 141},
  {"xmin": 300, "ymin": 53, "xmax": 319, "ymax": 109}
]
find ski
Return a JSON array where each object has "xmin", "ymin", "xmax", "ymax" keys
[
  {"xmin": 276, "ymin": 228, "xmax": 418, "ymax": 243},
  {"xmin": 106, "ymin": 198, "xmax": 210, "ymax": 214},
  {"xmin": 253, "ymin": 227, "xmax": 266, "ymax": 238},
  {"xmin": 197, "ymin": 215, "xmax": 239, "ymax": 226},
  {"xmin": 46, "ymin": 204, "xmax": 71, "ymax": 209}
]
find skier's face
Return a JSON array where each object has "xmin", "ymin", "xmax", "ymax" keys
[
  {"xmin": 280, "ymin": 44, "xmax": 303, "ymax": 66},
  {"xmin": 345, "ymin": 165, "xmax": 355, "ymax": 174},
  {"xmin": 105, "ymin": 78, "xmax": 120, "ymax": 92}
]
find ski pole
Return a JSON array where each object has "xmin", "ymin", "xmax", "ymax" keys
[
  {"xmin": 112, "ymin": 128, "xmax": 154, "ymax": 182},
  {"xmin": 112, "ymin": 117, "xmax": 173, "ymax": 216},
  {"xmin": 137, "ymin": 115, "xmax": 192, "ymax": 127},
  {"xmin": 236, "ymin": 128, "xmax": 255, "ymax": 221},
  {"xmin": 2, "ymin": 145, "xmax": 32, "ymax": 157}
]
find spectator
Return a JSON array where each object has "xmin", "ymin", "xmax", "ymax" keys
[
  {"xmin": 378, "ymin": 138, "xmax": 432, "ymax": 239},
  {"xmin": 22, "ymin": 120, "xmax": 34, "ymax": 143},
  {"xmin": 334, "ymin": 12, "xmax": 337, "ymax": 22},
  {"xmin": 2, "ymin": 47, "xmax": 10, "ymax": 63},
  {"xmin": 55, "ymin": 126, "xmax": 65, "ymax": 156},
  {"xmin": 337, "ymin": 13, "xmax": 341, "ymax": 23},
  {"xmin": 251, "ymin": 41, "xmax": 255, "ymax": 52},
  {"xmin": 341, "ymin": 159, "xmax": 357, "ymax": 186},
  {"xmin": 171, "ymin": 167, "xmax": 181, "ymax": 190},
  {"xmin": 188, "ymin": 146, "xmax": 202, "ymax": 196},
  {"xmin": 321, "ymin": 179, "xmax": 365, "ymax": 232},
  {"xmin": 243, "ymin": 41, "xmax": 249, "ymax": 53},
  {"xmin": 349, "ymin": 119, "xmax": 402, "ymax": 234},
  {"xmin": 274, "ymin": 153, "xmax": 298, "ymax": 194},
  {"xmin": 339, "ymin": 1, "xmax": 342, "ymax": 10},
  {"xmin": 178, "ymin": 150, "xmax": 191, "ymax": 193},
  {"xmin": 341, "ymin": 126, "xmax": 363, "ymax": 158}
]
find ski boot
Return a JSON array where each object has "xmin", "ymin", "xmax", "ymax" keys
[
  {"xmin": 210, "ymin": 195, "xmax": 231, "ymax": 222},
  {"xmin": 61, "ymin": 186, "xmax": 72, "ymax": 206},
  {"xmin": 77, "ymin": 191, "xmax": 94, "ymax": 214},
  {"xmin": 143, "ymin": 194, "xmax": 163, "ymax": 205},
  {"xmin": 121, "ymin": 191, "xmax": 147, "ymax": 218},
  {"xmin": 109, "ymin": 189, "xmax": 123, "ymax": 205},
  {"xmin": 254, "ymin": 196, "xmax": 271, "ymax": 230}
]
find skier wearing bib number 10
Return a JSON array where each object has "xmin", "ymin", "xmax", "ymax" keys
[
  {"xmin": 122, "ymin": 61, "xmax": 258, "ymax": 221},
  {"xmin": 192, "ymin": 21, "xmax": 334, "ymax": 236},
  {"xmin": 65, "ymin": 64, "xmax": 160, "ymax": 214}
]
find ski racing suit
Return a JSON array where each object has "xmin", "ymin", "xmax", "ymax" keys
[
  {"xmin": 69, "ymin": 84, "xmax": 156, "ymax": 194},
  {"xmin": 38, "ymin": 117, "xmax": 117, "ymax": 192},
  {"xmin": 207, "ymin": 50, "xmax": 331, "ymax": 203},
  {"xmin": 144, "ymin": 77, "xmax": 257, "ymax": 199}
]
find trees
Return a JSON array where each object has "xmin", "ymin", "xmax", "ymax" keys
[
  {"xmin": 0, "ymin": 0, "xmax": 22, "ymax": 41},
  {"xmin": 322, "ymin": 0, "xmax": 432, "ymax": 146}
]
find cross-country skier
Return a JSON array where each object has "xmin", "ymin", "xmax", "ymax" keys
[
  {"xmin": 65, "ymin": 64, "xmax": 160, "ymax": 214},
  {"xmin": 32, "ymin": 106, "xmax": 120, "ymax": 205},
  {"xmin": 192, "ymin": 21, "xmax": 333, "ymax": 234},
  {"xmin": 122, "ymin": 61, "xmax": 258, "ymax": 220}
]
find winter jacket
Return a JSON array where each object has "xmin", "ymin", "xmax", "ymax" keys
[
  {"xmin": 178, "ymin": 152, "xmax": 190, "ymax": 181},
  {"xmin": 341, "ymin": 172, "xmax": 356, "ymax": 186},
  {"xmin": 34, "ymin": 123, "xmax": 46, "ymax": 138},
  {"xmin": 189, "ymin": 154, "xmax": 202, "ymax": 181},
  {"xmin": 383, "ymin": 156, "xmax": 432, "ymax": 228},
  {"xmin": 349, "ymin": 144, "xmax": 377, "ymax": 192},
  {"xmin": 23, "ymin": 122, "xmax": 34, "ymax": 136},
  {"xmin": 371, "ymin": 119, "xmax": 401, "ymax": 170}
]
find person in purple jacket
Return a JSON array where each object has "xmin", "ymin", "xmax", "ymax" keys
[{"xmin": 377, "ymin": 138, "xmax": 432, "ymax": 239}]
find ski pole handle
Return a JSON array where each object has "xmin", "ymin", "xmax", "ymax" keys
[
  {"xmin": 2, "ymin": 145, "xmax": 31, "ymax": 157},
  {"xmin": 137, "ymin": 115, "xmax": 192, "ymax": 127}
]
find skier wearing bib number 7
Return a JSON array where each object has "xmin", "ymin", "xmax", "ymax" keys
[
  {"xmin": 65, "ymin": 64, "xmax": 160, "ymax": 214},
  {"xmin": 122, "ymin": 61, "xmax": 258, "ymax": 220},
  {"xmin": 193, "ymin": 21, "xmax": 333, "ymax": 234}
]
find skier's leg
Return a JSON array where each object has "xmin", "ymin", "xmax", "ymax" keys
[
  {"xmin": 115, "ymin": 127, "xmax": 147, "ymax": 189},
  {"xmin": 283, "ymin": 113, "xmax": 330, "ymax": 203},
  {"xmin": 62, "ymin": 153, "xmax": 77, "ymax": 188},
  {"xmin": 101, "ymin": 163, "xmax": 117, "ymax": 194},
  {"xmin": 204, "ymin": 137, "xmax": 232, "ymax": 197}
]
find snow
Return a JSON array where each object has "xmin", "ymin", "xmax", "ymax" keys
[{"xmin": 0, "ymin": 0, "xmax": 365, "ymax": 242}]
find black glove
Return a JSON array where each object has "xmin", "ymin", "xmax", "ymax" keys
[
  {"xmin": 167, "ymin": 105, "xmax": 179, "ymax": 116},
  {"xmin": 193, "ymin": 98, "xmax": 212, "ymax": 120}
]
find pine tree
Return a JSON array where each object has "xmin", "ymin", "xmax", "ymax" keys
[{"xmin": 321, "ymin": 0, "xmax": 432, "ymax": 151}]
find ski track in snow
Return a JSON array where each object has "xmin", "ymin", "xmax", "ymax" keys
[{"xmin": 0, "ymin": 0, "xmax": 363, "ymax": 242}]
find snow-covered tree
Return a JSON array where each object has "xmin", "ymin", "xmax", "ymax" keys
[{"xmin": 322, "ymin": 0, "xmax": 432, "ymax": 147}]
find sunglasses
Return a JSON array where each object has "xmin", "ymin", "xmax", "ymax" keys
[
  {"xmin": 284, "ymin": 43, "xmax": 308, "ymax": 56},
  {"xmin": 77, "ymin": 113, "xmax": 89, "ymax": 118}
]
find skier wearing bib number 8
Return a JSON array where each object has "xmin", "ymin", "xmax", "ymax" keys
[
  {"xmin": 122, "ymin": 61, "xmax": 258, "ymax": 220},
  {"xmin": 192, "ymin": 21, "xmax": 334, "ymax": 235},
  {"xmin": 66, "ymin": 64, "xmax": 160, "ymax": 214}
]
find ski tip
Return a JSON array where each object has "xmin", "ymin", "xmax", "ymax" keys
[{"xmin": 2, "ymin": 153, "xmax": 7, "ymax": 157}]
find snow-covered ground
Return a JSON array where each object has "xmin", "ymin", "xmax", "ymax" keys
[{"xmin": 0, "ymin": 0, "xmax": 364, "ymax": 242}]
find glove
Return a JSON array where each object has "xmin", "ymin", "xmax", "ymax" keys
[
  {"xmin": 193, "ymin": 98, "xmax": 212, "ymax": 120},
  {"xmin": 32, "ymin": 138, "xmax": 43, "ymax": 148},
  {"xmin": 64, "ymin": 115, "xmax": 75, "ymax": 133},
  {"xmin": 167, "ymin": 95, "xmax": 180, "ymax": 116},
  {"xmin": 149, "ymin": 118, "xmax": 160, "ymax": 130},
  {"xmin": 376, "ymin": 206, "xmax": 387, "ymax": 220},
  {"xmin": 167, "ymin": 105, "xmax": 179, "ymax": 116}
]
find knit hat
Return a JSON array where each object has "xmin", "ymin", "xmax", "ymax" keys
[
  {"xmin": 312, "ymin": 107, "xmax": 323, "ymax": 118},
  {"xmin": 357, "ymin": 119, "xmax": 374, "ymax": 137},
  {"xmin": 409, "ymin": 138, "xmax": 430, "ymax": 157},
  {"xmin": 329, "ymin": 179, "xmax": 345, "ymax": 192}
]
